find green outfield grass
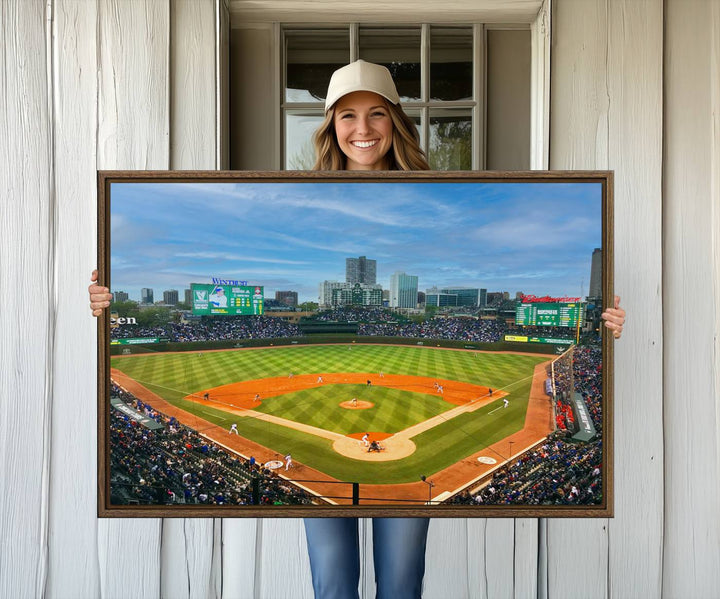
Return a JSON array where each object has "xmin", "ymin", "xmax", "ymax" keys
[{"xmin": 111, "ymin": 344, "xmax": 549, "ymax": 484}]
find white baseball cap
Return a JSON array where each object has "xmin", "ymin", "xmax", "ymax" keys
[{"xmin": 324, "ymin": 60, "xmax": 400, "ymax": 112}]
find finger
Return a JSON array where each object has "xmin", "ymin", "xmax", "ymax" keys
[
  {"xmin": 602, "ymin": 309, "xmax": 625, "ymax": 321},
  {"xmin": 602, "ymin": 313, "xmax": 623, "ymax": 324},
  {"xmin": 91, "ymin": 269, "xmax": 98, "ymax": 282},
  {"xmin": 88, "ymin": 284, "xmax": 110, "ymax": 295},
  {"xmin": 604, "ymin": 319, "xmax": 623, "ymax": 337},
  {"xmin": 614, "ymin": 295, "xmax": 621, "ymax": 310}
]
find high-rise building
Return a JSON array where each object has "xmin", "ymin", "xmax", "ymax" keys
[
  {"xmin": 163, "ymin": 290, "xmax": 179, "ymax": 305},
  {"xmin": 589, "ymin": 248, "xmax": 602, "ymax": 298},
  {"xmin": 346, "ymin": 256, "xmax": 376, "ymax": 285},
  {"xmin": 425, "ymin": 287, "xmax": 458, "ymax": 307},
  {"xmin": 319, "ymin": 281, "xmax": 346, "ymax": 307},
  {"xmin": 275, "ymin": 290, "xmax": 298, "ymax": 308},
  {"xmin": 390, "ymin": 272, "xmax": 419, "ymax": 308},
  {"xmin": 113, "ymin": 291, "xmax": 129, "ymax": 303},
  {"xmin": 141, "ymin": 288, "xmax": 154, "ymax": 304},
  {"xmin": 184, "ymin": 289, "xmax": 193, "ymax": 306},
  {"xmin": 440, "ymin": 287, "xmax": 481, "ymax": 307}
]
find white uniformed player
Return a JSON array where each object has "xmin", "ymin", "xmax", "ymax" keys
[
  {"xmin": 229, "ymin": 423, "xmax": 239, "ymax": 435},
  {"xmin": 285, "ymin": 454, "xmax": 293, "ymax": 470}
]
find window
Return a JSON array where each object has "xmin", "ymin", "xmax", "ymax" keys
[
  {"xmin": 283, "ymin": 25, "xmax": 487, "ymax": 171},
  {"xmin": 229, "ymin": 23, "xmax": 531, "ymax": 171}
]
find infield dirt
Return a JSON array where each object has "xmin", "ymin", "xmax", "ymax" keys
[{"xmin": 110, "ymin": 355, "xmax": 553, "ymax": 505}]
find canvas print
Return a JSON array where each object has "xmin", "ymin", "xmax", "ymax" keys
[{"xmin": 99, "ymin": 171, "xmax": 613, "ymax": 517}]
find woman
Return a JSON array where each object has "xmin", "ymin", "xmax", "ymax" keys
[
  {"xmin": 89, "ymin": 60, "xmax": 626, "ymax": 599},
  {"xmin": 300, "ymin": 60, "xmax": 432, "ymax": 599}
]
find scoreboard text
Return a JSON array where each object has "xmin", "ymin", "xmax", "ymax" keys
[
  {"xmin": 191, "ymin": 283, "xmax": 264, "ymax": 316},
  {"xmin": 515, "ymin": 302, "xmax": 582, "ymax": 328}
]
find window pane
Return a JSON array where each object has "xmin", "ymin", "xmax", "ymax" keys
[
  {"xmin": 286, "ymin": 30, "xmax": 349, "ymax": 103},
  {"xmin": 285, "ymin": 112, "xmax": 324, "ymax": 169},
  {"xmin": 430, "ymin": 27, "xmax": 473, "ymax": 101},
  {"xmin": 402, "ymin": 109, "xmax": 423, "ymax": 149},
  {"xmin": 429, "ymin": 109, "xmax": 472, "ymax": 170},
  {"xmin": 359, "ymin": 28, "xmax": 421, "ymax": 102}
]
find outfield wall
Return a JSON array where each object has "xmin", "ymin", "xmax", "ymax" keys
[{"xmin": 109, "ymin": 334, "xmax": 562, "ymax": 356}]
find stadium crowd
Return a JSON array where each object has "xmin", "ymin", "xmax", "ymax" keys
[
  {"xmin": 306, "ymin": 307, "xmax": 406, "ymax": 323},
  {"xmin": 358, "ymin": 318, "xmax": 506, "ymax": 342},
  {"xmin": 573, "ymin": 346, "xmax": 603, "ymax": 431},
  {"xmin": 450, "ymin": 432, "xmax": 603, "ymax": 505},
  {"xmin": 111, "ymin": 306, "xmax": 586, "ymax": 349},
  {"xmin": 111, "ymin": 315, "xmax": 301, "ymax": 342},
  {"xmin": 109, "ymin": 385, "xmax": 313, "ymax": 506},
  {"xmin": 450, "ymin": 343, "xmax": 604, "ymax": 506}
]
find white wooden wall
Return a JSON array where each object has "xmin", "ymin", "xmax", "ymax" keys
[{"xmin": 1, "ymin": 1, "xmax": 718, "ymax": 597}]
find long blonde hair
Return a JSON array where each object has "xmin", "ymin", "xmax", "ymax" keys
[{"xmin": 312, "ymin": 100, "xmax": 430, "ymax": 171}]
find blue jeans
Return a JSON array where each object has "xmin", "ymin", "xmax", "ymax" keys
[{"xmin": 303, "ymin": 517, "xmax": 430, "ymax": 599}]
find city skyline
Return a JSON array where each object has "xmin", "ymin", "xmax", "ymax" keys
[{"xmin": 110, "ymin": 180, "xmax": 603, "ymax": 304}]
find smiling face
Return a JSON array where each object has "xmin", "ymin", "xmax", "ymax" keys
[{"xmin": 333, "ymin": 91, "xmax": 394, "ymax": 171}]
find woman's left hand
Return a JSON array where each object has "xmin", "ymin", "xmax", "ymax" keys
[{"xmin": 601, "ymin": 295, "xmax": 626, "ymax": 339}]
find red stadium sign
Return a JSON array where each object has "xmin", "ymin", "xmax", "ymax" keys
[{"xmin": 520, "ymin": 294, "xmax": 581, "ymax": 303}]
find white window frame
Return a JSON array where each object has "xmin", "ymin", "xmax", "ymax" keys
[{"xmin": 231, "ymin": 1, "xmax": 551, "ymax": 171}]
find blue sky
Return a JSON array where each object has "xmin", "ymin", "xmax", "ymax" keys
[{"xmin": 110, "ymin": 180, "xmax": 603, "ymax": 303}]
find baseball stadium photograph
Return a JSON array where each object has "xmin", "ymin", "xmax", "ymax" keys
[{"xmin": 99, "ymin": 172, "xmax": 612, "ymax": 517}]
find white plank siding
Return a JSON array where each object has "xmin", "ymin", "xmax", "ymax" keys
[
  {"xmin": 663, "ymin": 1, "xmax": 720, "ymax": 597},
  {"xmin": 605, "ymin": 2, "xmax": 664, "ymax": 597},
  {"xmin": 0, "ymin": 1, "xmax": 53, "ymax": 598},
  {"xmin": 47, "ymin": 0, "xmax": 101, "ymax": 597},
  {"xmin": 549, "ymin": 2, "xmax": 664, "ymax": 599}
]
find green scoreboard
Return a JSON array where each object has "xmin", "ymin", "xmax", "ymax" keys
[
  {"xmin": 191, "ymin": 283, "xmax": 264, "ymax": 315},
  {"xmin": 515, "ymin": 302, "xmax": 582, "ymax": 328}
]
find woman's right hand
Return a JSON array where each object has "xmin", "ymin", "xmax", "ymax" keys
[{"xmin": 89, "ymin": 269, "xmax": 112, "ymax": 317}]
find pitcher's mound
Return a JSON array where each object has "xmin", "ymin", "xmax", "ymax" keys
[{"xmin": 339, "ymin": 400, "xmax": 374, "ymax": 410}]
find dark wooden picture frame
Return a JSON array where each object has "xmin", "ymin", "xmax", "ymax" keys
[{"xmin": 98, "ymin": 170, "xmax": 614, "ymax": 518}]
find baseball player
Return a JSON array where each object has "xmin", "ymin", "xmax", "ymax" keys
[
  {"xmin": 503, "ymin": 398, "xmax": 509, "ymax": 409},
  {"xmin": 254, "ymin": 393, "xmax": 260, "ymax": 402},
  {"xmin": 317, "ymin": 375, "xmax": 324, "ymax": 384},
  {"xmin": 352, "ymin": 397, "xmax": 358, "ymax": 407},
  {"xmin": 361, "ymin": 432, "xmax": 369, "ymax": 447},
  {"xmin": 284, "ymin": 454, "xmax": 293, "ymax": 470},
  {"xmin": 229, "ymin": 423, "xmax": 239, "ymax": 435}
]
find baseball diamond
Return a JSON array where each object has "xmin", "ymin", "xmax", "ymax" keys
[{"xmin": 110, "ymin": 344, "xmax": 554, "ymax": 503}]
